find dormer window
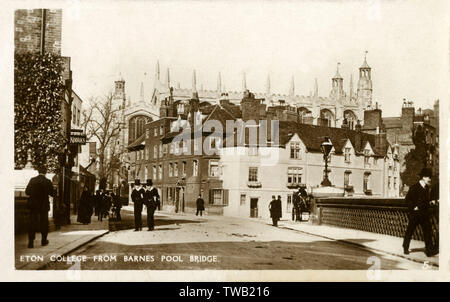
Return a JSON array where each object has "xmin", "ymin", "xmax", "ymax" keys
[
  {"xmin": 364, "ymin": 149, "xmax": 370, "ymax": 165},
  {"xmin": 344, "ymin": 148, "xmax": 351, "ymax": 163},
  {"xmin": 290, "ymin": 142, "xmax": 301, "ymax": 159}
]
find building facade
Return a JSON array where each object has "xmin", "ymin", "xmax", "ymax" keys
[{"xmin": 149, "ymin": 55, "xmax": 375, "ymax": 131}]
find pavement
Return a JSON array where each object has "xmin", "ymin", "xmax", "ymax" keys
[
  {"xmin": 15, "ymin": 207, "xmax": 438, "ymax": 270},
  {"xmin": 15, "ymin": 214, "xmax": 109, "ymax": 270},
  {"xmin": 270, "ymin": 218, "xmax": 439, "ymax": 267}
]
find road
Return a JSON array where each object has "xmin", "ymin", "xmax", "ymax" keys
[{"xmin": 42, "ymin": 209, "xmax": 424, "ymax": 270}]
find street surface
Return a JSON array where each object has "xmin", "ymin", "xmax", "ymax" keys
[{"xmin": 43, "ymin": 210, "xmax": 425, "ymax": 270}]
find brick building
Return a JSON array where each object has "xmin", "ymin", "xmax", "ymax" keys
[{"xmin": 382, "ymin": 99, "xmax": 439, "ymax": 193}]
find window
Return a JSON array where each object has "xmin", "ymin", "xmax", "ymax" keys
[
  {"xmin": 141, "ymin": 150, "xmax": 144, "ymax": 160},
  {"xmin": 154, "ymin": 128, "xmax": 158, "ymax": 137},
  {"xmin": 146, "ymin": 129, "xmax": 150, "ymax": 139},
  {"xmin": 364, "ymin": 150, "xmax": 370, "ymax": 165},
  {"xmin": 344, "ymin": 171, "xmax": 351, "ymax": 187},
  {"xmin": 158, "ymin": 165, "xmax": 162, "ymax": 180},
  {"xmin": 137, "ymin": 150, "xmax": 140, "ymax": 161},
  {"xmin": 174, "ymin": 162, "xmax": 178, "ymax": 177},
  {"xmin": 240, "ymin": 194, "xmax": 246, "ymax": 206},
  {"xmin": 144, "ymin": 166, "xmax": 148, "ymax": 180},
  {"xmin": 210, "ymin": 189, "xmax": 222, "ymax": 205},
  {"xmin": 153, "ymin": 166, "xmax": 157, "ymax": 180},
  {"xmin": 374, "ymin": 158, "xmax": 378, "ymax": 165},
  {"xmin": 159, "ymin": 143, "xmax": 163, "ymax": 158},
  {"xmin": 182, "ymin": 161, "xmax": 187, "ymax": 177},
  {"xmin": 72, "ymin": 105, "xmax": 76, "ymax": 124},
  {"xmin": 193, "ymin": 160, "xmax": 198, "ymax": 176},
  {"xmin": 154, "ymin": 145, "xmax": 158, "ymax": 159},
  {"xmin": 77, "ymin": 109, "xmax": 80, "ymax": 126},
  {"xmin": 160, "ymin": 125, "xmax": 164, "ymax": 135},
  {"xmin": 248, "ymin": 167, "xmax": 258, "ymax": 182},
  {"xmin": 344, "ymin": 148, "xmax": 351, "ymax": 163},
  {"xmin": 169, "ymin": 142, "xmax": 174, "ymax": 154},
  {"xmin": 290, "ymin": 142, "xmax": 301, "ymax": 159},
  {"xmin": 169, "ymin": 163, "xmax": 173, "ymax": 177},
  {"xmin": 363, "ymin": 173, "xmax": 370, "ymax": 191},
  {"xmin": 388, "ymin": 176, "xmax": 392, "ymax": 189},
  {"xmin": 209, "ymin": 161, "xmax": 220, "ymax": 177},
  {"xmin": 394, "ymin": 177, "xmax": 397, "ymax": 189},
  {"xmin": 287, "ymin": 167, "xmax": 302, "ymax": 184}
]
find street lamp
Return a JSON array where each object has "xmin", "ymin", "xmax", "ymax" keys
[{"xmin": 320, "ymin": 136, "xmax": 333, "ymax": 187}]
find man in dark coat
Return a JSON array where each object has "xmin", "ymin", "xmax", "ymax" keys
[
  {"xmin": 145, "ymin": 179, "xmax": 159, "ymax": 231},
  {"xmin": 269, "ymin": 195, "xmax": 282, "ymax": 227},
  {"xmin": 25, "ymin": 166, "xmax": 54, "ymax": 248},
  {"xmin": 131, "ymin": 180, "xmax": 143, "ymax": 231},
  {"xmin": 402, "ymin": 168, "xmax": 437, "ymax": 257},
  {"xmin": 196, "ymin": 194, "xmax": 205, "ymax": 216}
]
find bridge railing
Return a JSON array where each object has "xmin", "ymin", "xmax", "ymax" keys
[{"xmin": 310, "ymin": 197, "xmax": 439, "ymax": 245}]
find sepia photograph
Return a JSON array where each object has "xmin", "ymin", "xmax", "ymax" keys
[{"xmin": 3, "ymin": 0, "xmax": 449, "ymax": 281}]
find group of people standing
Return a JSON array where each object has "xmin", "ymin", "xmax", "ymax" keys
[
  {"xmin": 77, "ymin": 187, "xmax": 122, "ymax": 224},
  {"xmin": 268, "ymin": 187, "xmax": 310, "ymax": 227},
  {"xmin": 131, "ymin": 179, "xmax": 160, "ymax": 231}
]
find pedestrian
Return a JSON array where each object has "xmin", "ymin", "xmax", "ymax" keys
[
  {"xmin": 103, "ymin": 191, "xmax": 112, "ymax": 219},
  {"xmin": 94, "ymin": 190, "xmax": 101, "ymax": 218},
  {"xmin": 77, "ymin": 185, "xmax": 92, "ymax": 224},
  {"xmin": 131, "ymin": 179, "xmax": 144, "ymax": 231},
  {"xmin": 25, "ymin": 166, "xmax": 54, "ymax": 248},
  {"xmin": 292, "ymin": 191, "xmax": 300, "ymax": 221},
  {"xmin": 111, "ymin": 192, "xmax": 122, "ymax": 221},
  {"xmin": 97, "ymin": 189, "xmax": 105, "ymax": 221},
  {"xmin": 196, "ymin": 194, "xmax": 205, "ymax": 216},
  {"xmin": 269, "ymin": 195, "xmax": 282, "ymax": 227},
  {"xmin": 402, "ymin": 168, "xmax": 438, "ymax": 257},
  {"xmin": 145, "ymin": 179, "xmax": 159, "ymax": 231}
]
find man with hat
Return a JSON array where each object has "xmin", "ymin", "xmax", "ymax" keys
[
  {"xmin": 402, "ymin": 167, "xmax": 437, "ymax": 257},
  {"xmin": 25, "ymin": 166, "xmax": 54, "ymax": 248},
  {"xmin": 144, "ymin": 179, "xmax": 159, "ymax": 231},
  {"xmin": 131, "ymin": 179, "xmax": 144, "ymax": 231},
  {"xmin": 269, "ymin": 195, "xmax": 282, "ymax": 227}
]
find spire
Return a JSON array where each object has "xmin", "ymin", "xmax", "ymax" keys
[
  {"xmin": 217, "ymin": 72, "xmax": 222, "ymax": 92},
  {"xmin": 360, "ymin": 51, "xmax": 370, "ymax": 68},
  {"xmin": 192, "ymin": 69, "xmax": 197, "ymax": 93},
  {"xmin": 289, "ymin": 76, "xmax": 295, "ymax": 97},
  {"xmin": 140, "ymin": 82, "xmax": 144, "ymax": 101},
  {"xmin": 349, "ymin": 74, "xmax": 354, "ymax": 99},
  {"xmin": 155, "ymin": 60, "xmax": 160, "ymax": 80},
  {"xmin": 242, "ymin": 72, "xmax": 247, "ymax": 91},
  {"xmin": 334, "ymin": 62, "xmax": 342, "ymax": 79},
  {"xmin": 166, "ymin": 68, "xmax": 170, "ymax": 88},
  {"xmin": 314, "ymin": 78, "xmax": 318, "ymax": 97}
]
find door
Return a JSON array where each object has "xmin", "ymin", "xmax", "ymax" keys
[{"xmin": 250, "ymin": 198, "xmax": 258, "ymax": 218}]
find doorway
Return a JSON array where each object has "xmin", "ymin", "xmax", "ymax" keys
[{"xmin": 250, "ymin": 198, "xmax": 258, "ymax": 218}]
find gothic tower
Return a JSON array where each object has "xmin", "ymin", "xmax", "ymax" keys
[
  {"xmin": 113, "ymin": 78, "xmax": 126, "ymax": 110},
  {"xmin": 330, "ymin": 63, "xmax": 345, "ymax": 100},
  {"xmin": 357, "ymin": 52, "xmax": 373, "ymax": 108}
]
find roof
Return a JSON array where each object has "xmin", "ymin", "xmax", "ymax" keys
[
  {"xmin": 127, "ymin": 133, "xmax": 146, "ymax": 151},
  {"xmin": 383, "ymin": 117, "xmax": 402, "ymax": 129},
  {"xmin": 360, "ymin": 58, "xmax": 370, "ymax": 69},
  {"xmin": 278, "ymin": 121, "xmax": 387, "ymax": 156}
]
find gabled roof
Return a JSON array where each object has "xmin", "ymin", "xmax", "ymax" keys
[{"xmin": 278, "ymin": 121, "xmax": 387, "ymax": 157}]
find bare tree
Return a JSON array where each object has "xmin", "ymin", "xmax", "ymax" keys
[{"xmin": 84, "ymin": 93, "xmax": 122, "ymax": 189}]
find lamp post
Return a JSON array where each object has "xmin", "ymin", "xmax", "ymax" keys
[{"xmin": 320, "ymin": 136, "xmax": 333, "ymax": 187}]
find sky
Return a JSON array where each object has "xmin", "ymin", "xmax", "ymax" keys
[{"xmin": 60, "ymin": 0, "xmax": 448, "ymax": 117}]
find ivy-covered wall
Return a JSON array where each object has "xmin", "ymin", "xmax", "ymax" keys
[{"xmin": 14, "ymin": 52, "xmax": 67, "ymax": 172}]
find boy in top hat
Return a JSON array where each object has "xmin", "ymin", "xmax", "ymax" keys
[
  {"xmin": 402, "ymin": 168, "xmax": 437, "ymax": 257},
  {"xmin": 145, "ymin": 179, "xmax": 159, "ymax": 231},
  {"xmin": 131, "ymin": 179, "xmax": 143, "ymax": 231}
]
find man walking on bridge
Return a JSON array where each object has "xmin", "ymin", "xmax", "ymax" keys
[{"xmin": 402, "ymin": 168, "xmax": 437, "ymax": 257}]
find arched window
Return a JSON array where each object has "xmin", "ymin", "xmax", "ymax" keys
[
  {"xmin": 344, "ymin": 110, "xmax": 357, "ymax": 130},
  {"xmin": 320, "ymin": 109, "xmax": 335, "ymax": 127},
  {"xmin": 128, "ymin": 115, "xmax": 152, "ymax": 143}
]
